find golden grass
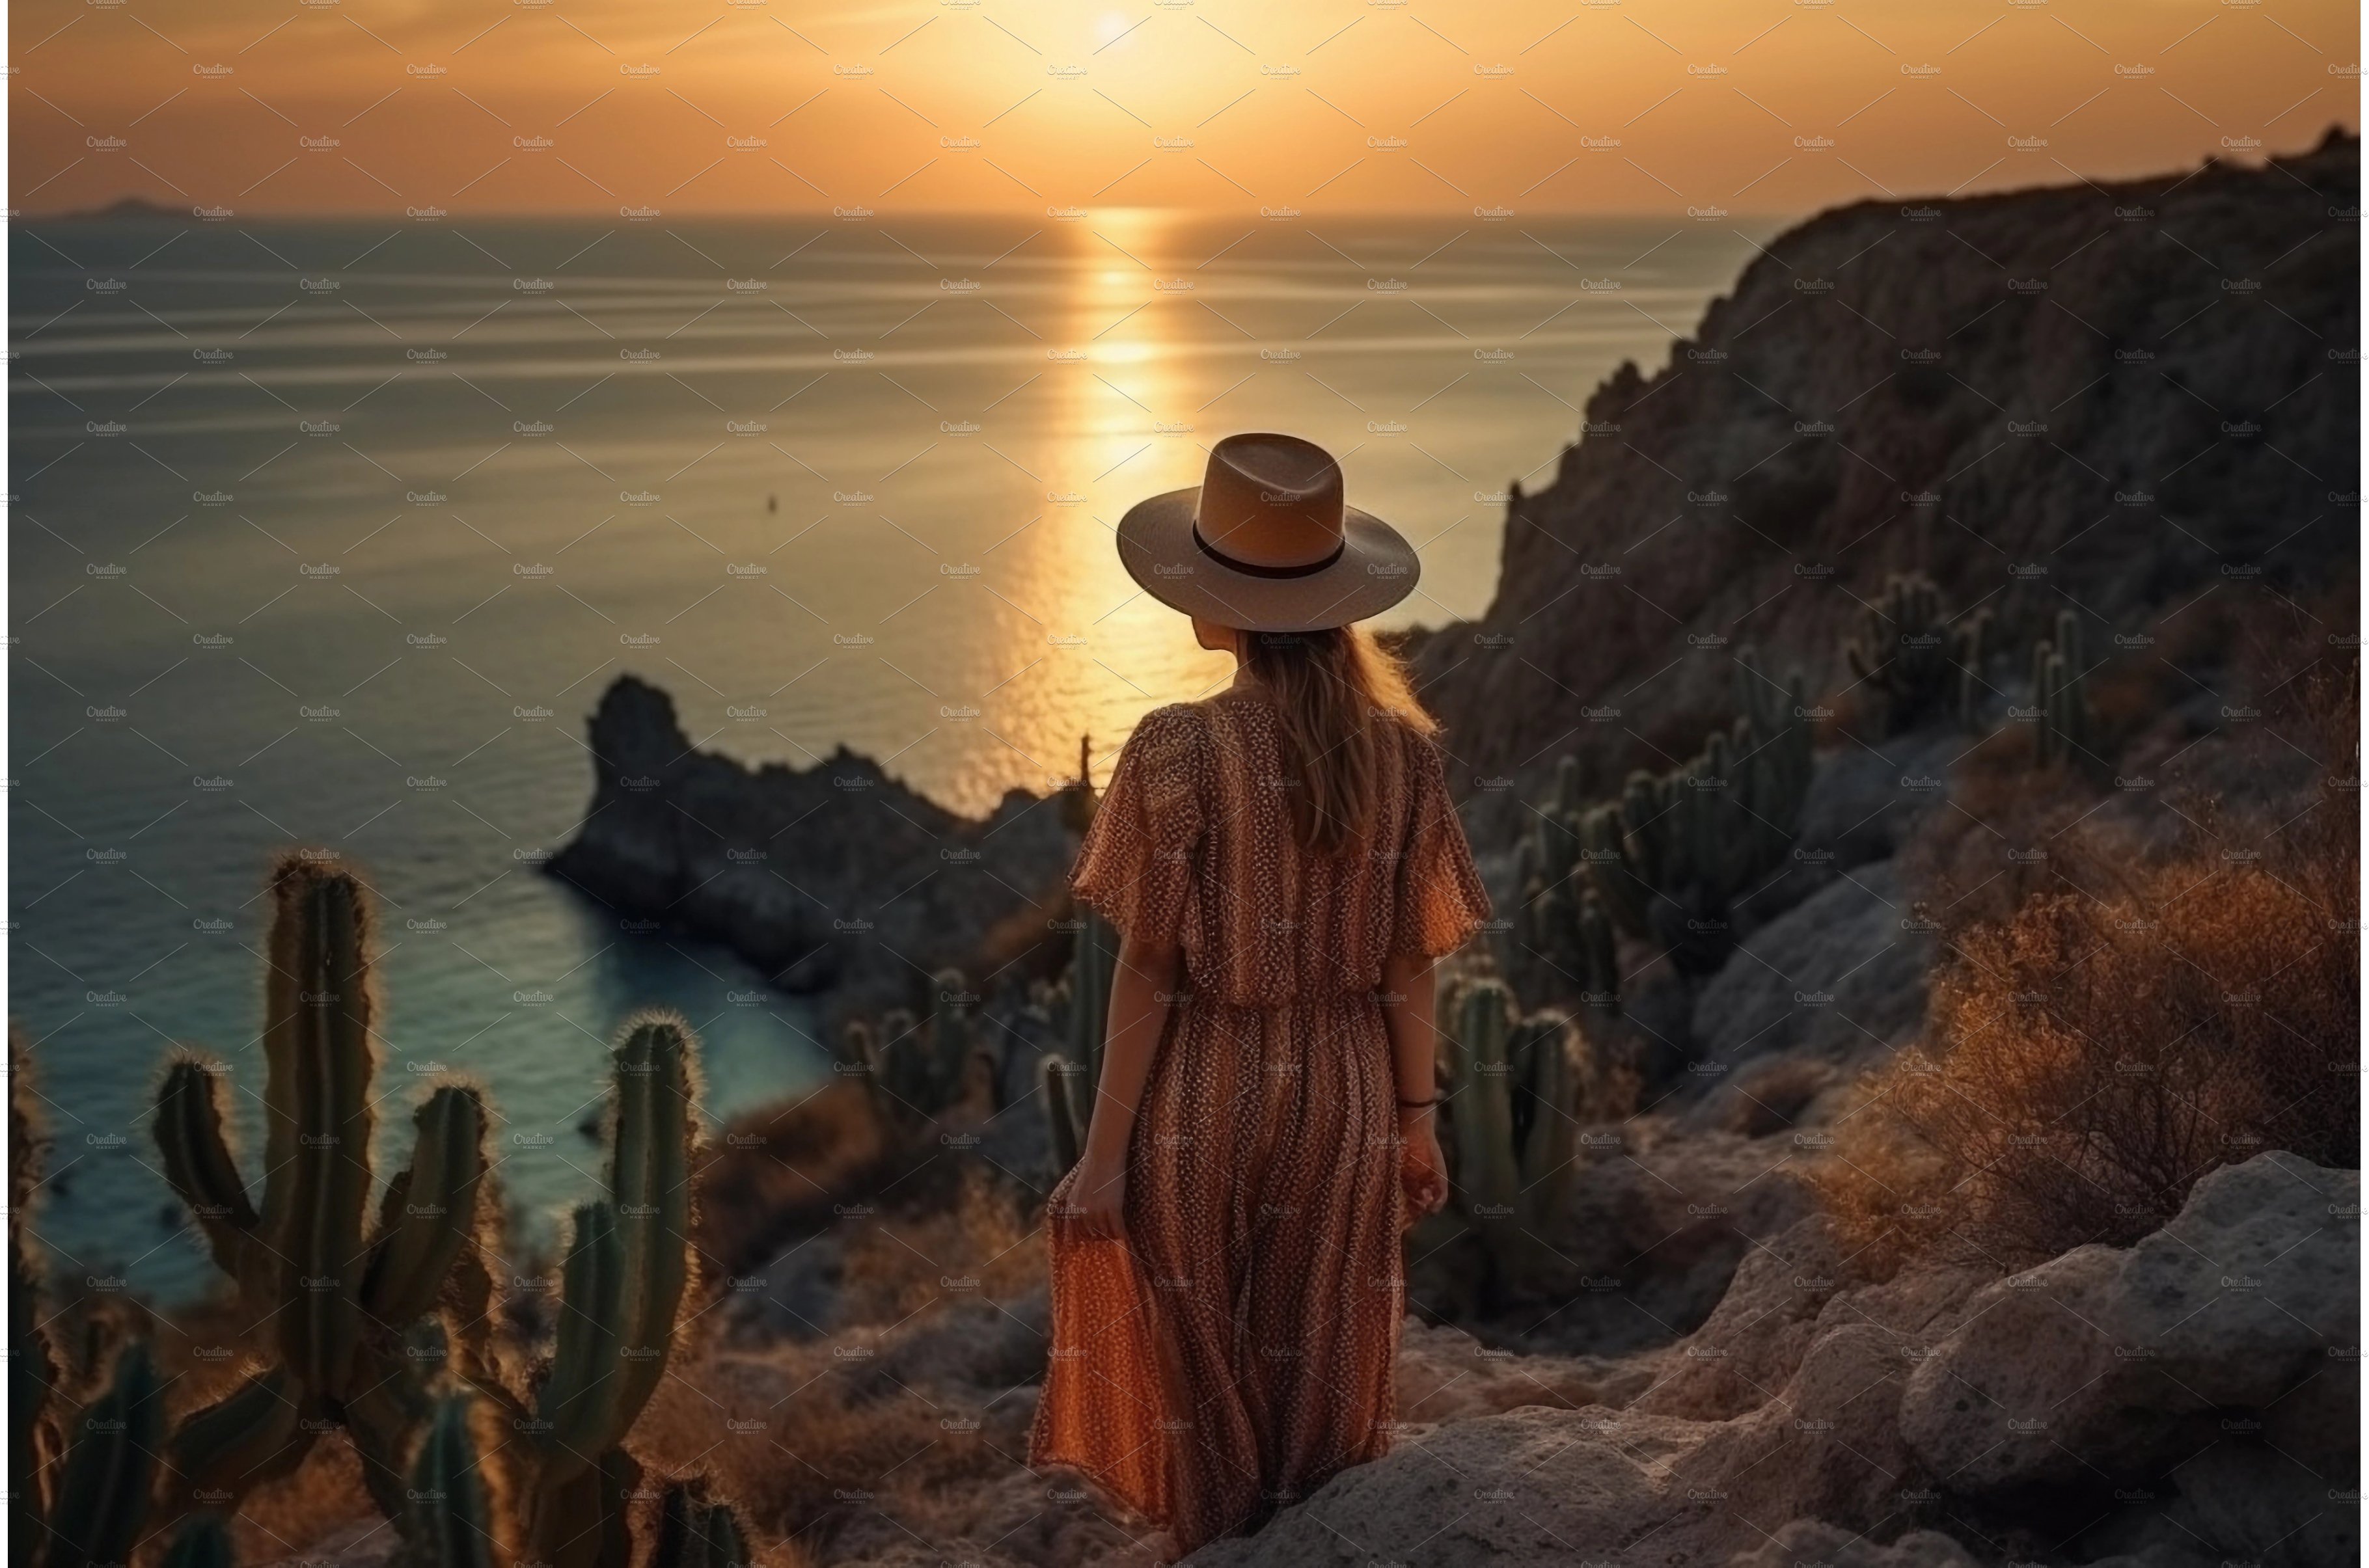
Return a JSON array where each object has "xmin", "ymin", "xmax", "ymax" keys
[
  {"xmin": 1723, "ymin": 1057, "xmax": 1832, "ymax": 1139},
  {"xmin": 694, "ymin": 1077, "xmax": 896, "ymax": 1280},
  {"xmin": 636, "ymin": 1344, "xmax": 1019, "ymax": 1556},
  {"xmin": 836, "ymin": 1170, "xmax": 1047, "ymax": 1327},
  {"xmin": 220, "ymin": 1437, "xmax": 379, "ymax": 1568}
]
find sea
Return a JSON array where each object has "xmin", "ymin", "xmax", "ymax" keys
[{"xmin": 7, "ymin": 208, "xmax": 1772, "ymax": 1301}]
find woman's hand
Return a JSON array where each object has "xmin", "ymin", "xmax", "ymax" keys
[
  {"xmin": 1398, "ymin": 1113, "xmax": 1448, "ymax": 1229},
  {"xmin": 1059, "ymin": 1148, "xmax": 1130, "ymax": 1242}
]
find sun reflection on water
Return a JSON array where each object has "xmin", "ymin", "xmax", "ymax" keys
[{"xmin": 991, "ymin": 206, "xmax": 1234, "ymax": 796}]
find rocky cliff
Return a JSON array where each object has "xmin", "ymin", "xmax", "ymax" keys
[
  {"xmin": 1411, "ymin": 131, "xmax": 2359, "ymax": 827},
  {"xmin": 547, "ymin": 675, "xmax": 1074, "ymax": 1009},
  {"xmin": 548, "ymin": 137, "xmax": 2359, "ymax": 1004}
]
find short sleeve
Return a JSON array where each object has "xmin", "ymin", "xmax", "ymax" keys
[
  {"xmin": 1070, "ymin": 705, "xmax": 1204, "ymax": 948},
  {"xmin": 1392, "ymin": 734, "xmax": 1492, "ymax": 958}
]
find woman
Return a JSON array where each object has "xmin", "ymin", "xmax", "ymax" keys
[{"xmin": 1028, "ymin": 432, "xmax": 1492, "ymax": 1556}]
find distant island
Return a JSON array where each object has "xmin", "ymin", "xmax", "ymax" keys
[{"xmin": 51, "ymin": 195, "xmax": 195, "ymax": 223}]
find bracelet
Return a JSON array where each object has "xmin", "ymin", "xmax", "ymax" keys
[{"xmin": 1395, "ymin": 1095, "xmax": 1439, "ymax": 1110}]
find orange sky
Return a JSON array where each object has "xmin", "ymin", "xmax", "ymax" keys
[{"xmin": 11, "ymin": 0, "xmax": 2360, "ymax": 219}]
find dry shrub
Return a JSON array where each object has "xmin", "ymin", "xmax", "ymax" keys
[
  {"xmin": 838, "ymin": 1170, "xmax": 1047, "ymax": 1326},
  {"xmin": 1568, "ymin": 1016, "xmax": 1644, "ymax": 1126},
  {"xmin": 1724, "ymin": 1057, "xmax": 1833, "ymax": 1139},
  {"xmin": 633, "ymin": 1330, "xmax": 1022, "ymax": 1559},
  {"xmin": 220, "ymin": 1436, "xmax": 379, "ymax": 1567},
  {"xmin": 1818, "ymin": 791, "xmax": 2357, "ymax": 1277},
  {"xmin": 966, "ymin": 888, "xmax": 1075, "ymax": 1000},
  {"xmin": 695, "ymin": 1078, "xmax": 894, "ymax": 1279},
  {"xmin": 1897, "ymin": 724, "xmax": 2130, "ymax": 939}
]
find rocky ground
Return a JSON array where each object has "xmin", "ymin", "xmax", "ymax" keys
[
  {"xmin": 581, "ymin": 1145, "xmax": 2349, "ymax": 1568},
  {"xmin": 1186, "ymin": 1152, "xmax": 2359, "ymax": 1568}
]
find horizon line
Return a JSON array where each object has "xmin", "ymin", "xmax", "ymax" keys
[{"xmin": 23, "ymin": 132, "xmax": 2350, "ymax": 229}]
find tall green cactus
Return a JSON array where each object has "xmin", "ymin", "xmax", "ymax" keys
[
  {"xmin": 1514, "ymin": 753, "xmax": 1628, "ymax": 1009},
  {"xmin": 1041, "ymin": 908, "xmax": 1118, "ymax": 1176},
  {"xmin": 1042, "ymin": 1056, "xmax": 1088, "ymax": 1174},
  {"xmin": 2031, "ymin": 610, "xmax": 2094, "ymax": 768},
  {"xmin": 1568, "ymin": 648, "xmax": 1816, "ymax": 977},
  {"xmin": 14, "ymin": 1041, "xmax": 165, "ymax": 1568},
  {"xmin": 1043, "ymin": 735, "xmax": 1120, "ymax": 1175},
  {"xmin": 1529, "ymin": 646, "xmax": 1815, "ymax": 986},
  {"xmin": 1731, "ymin": 646, "xmax": 1814, "ymax": 873},
  {"xmin": 151, "ymin": 856, "xmax": 497, "ymax": 1528},
  {"xmin": 43, "ymin": 1341, "xmax": 166, "ymax": 1568},
  {"xmin": 1573, "ymin": 891, "xmax": 1621, "ymax": 1016},
  {"xmin": 1845, "ymin": 571, "xmax": 1993, "ymax": 734},
  {"xmin": 1437, "ymin": 979, "xmax": 1580, "ymax": 1305},
  {"xmin": 409, "ymin": 1391, "xmax": 508, "ymax": 1568},
  {"xmin": 653, "ymin": 1480, "xmax": 752, "ymax": 1568},
  {"xmin": 139, "ymin": 850, "xmax": 739, "ymax": 1568},
  {"xmin": 534, "ymin": 1020, "xmax": 700, "ymax": 1474},
  {"xmin": 1578, "ymin": 801, "xmax": 1649, "ymax": 939},
  {"xmin": 861, "ymin": 969, "xmax": 978, "ymax": 1124},
  {"xmin": 519, "ymin": 1014, "xmax": 700, "ymax": 1568}
]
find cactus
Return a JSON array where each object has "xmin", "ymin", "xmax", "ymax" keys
[
  {"xmin": 602, "ymin": 1018, "xmax": 699, "ymax": 1432},
  {"xmin": 408, "ymin": 1391, "xmax": 509, "ymax": 1568},
  {"xmin": 861, "ymin": 970, "xmax": 978, "ymax": 1124},
  {"xmin": 147, "ymin": 858, "xmax": 498, "ymax": 1528},
  {"xmin": 137, "ymin": 850, "xmax": 742, "ymax": 1568},
  {"xmin": 1845, "ymin": 571, "xmax": 1993, "ymax": 734},
  {"xmin": 2031, "ymin": 610, "xmax": 2094, "ymax": 769},
  {"xmin": 653, "ymin": 1481, "xmax": 751, "ymax": 1568},
  {"xmin": 1059, "ymin": 733, "xmax": 1100, "ymax": 837},
  {"xmin": 1529, "ymin": 646, "xmax": 1815, "ymax": 986},
  {"xmin": 1436, "ymin": 979, "xmax": 1580, "ymax": 1304},
  {"xmin": 517, "ymin": 1014, "xmax": 700, "ymax": 1568},
  {"xmin": 1578, "ymin": 802, "xmax": 1650, "ymax": 939},
  {"xmin": 1038, "ymin": 908, "xmax": 1119, "ymax": 1176},
  {"xmin": 1042, "ymin": 1055, "xmax": 1088, "ymax": 1173},
  {"xmin": 44, "ymin": 1340, "xmax": 166, "ymax": 1568},
  {"xmin": 1570, "ymin": 650, "xmax": 1816, "ymax": 977},
  {"xmin": 924, "ymin": 971, "xmax": 978, "ymax": 1108},
  {"xmin": 1573, "ymin": 891, "xmax": 1621, "ymax": 1016},
  {"xmin": 11, "ymin": 1038, "xmax": 64, "ymax": 1567},
  {"xmin": 1041, "ymin": 731, "xmax": 1114, "ymax": 1165},
  {"xmin": 1732, "ymin": 646, "xmax": 1814, "ymax": 871},
  {"xmin": 14, "ymin": 1043, "xmax": 165, "ymax": 1568},
  {"xmin": 1065, "ymin": 910, "xmax": 1117, "ymax": 1088},
  {"xmin": 1514, "ymin": 755, "xmax": 1629, "ymax": 1008}
]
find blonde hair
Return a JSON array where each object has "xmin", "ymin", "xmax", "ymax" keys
[{"xmin": 1241, "ymin": 623, "xmax": 1438, "ymax": 858}]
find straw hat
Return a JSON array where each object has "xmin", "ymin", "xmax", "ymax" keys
[{"xmin": 1114, "ymin": 432, "xmax": 1420, "ymax": 632}]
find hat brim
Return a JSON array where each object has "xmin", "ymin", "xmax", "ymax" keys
[{"xmin": 1114, "ymin": 487, "xmax": 1421, "ymax": 633}]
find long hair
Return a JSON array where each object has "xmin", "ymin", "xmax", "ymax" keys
[{"xmin": 1240, "ymin": 623, "xmax": 1438, "ymax": 858}]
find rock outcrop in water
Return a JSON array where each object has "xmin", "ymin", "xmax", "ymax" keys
[
  {"xmin": 547, "ymin": 675, "xmax": 1074, "ymax": 1010},
  {"xmin": 1410, "ymin": 131, "xmax": 2360, "ymax": 829}
]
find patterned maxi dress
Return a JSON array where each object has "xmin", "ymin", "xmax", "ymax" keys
[{"xmin": 1028, "ymin": 694, "xmax": 1492, "ymax": 1554}]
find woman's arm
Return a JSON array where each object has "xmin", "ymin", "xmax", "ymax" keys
[
  {"xmin": 1380, "ymin": 949, "xmax": 1449, "ymax": 1224},
  {"xmin": 1058, "ymin": 927, "xmax": 1183, "ymax": 1241}
]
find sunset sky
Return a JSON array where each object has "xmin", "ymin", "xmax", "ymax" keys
[{"xmin": 10, "ymin": 0, "xmax": 2359, "ymax": 219}]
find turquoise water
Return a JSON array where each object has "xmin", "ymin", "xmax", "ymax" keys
[{"xmin": 8, "ymin": 211, "xmax": 1770, "ymax": 1300}]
